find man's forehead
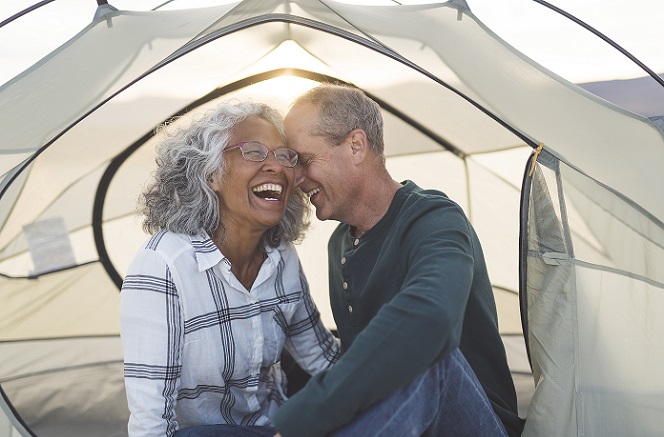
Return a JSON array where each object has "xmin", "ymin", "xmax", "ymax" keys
[
  {"xmin": 287, "ymin": 133, "xmax": 326, "ymax": 156},
  {"xmin": 285, "ymin": 111, "xmax": 316, "ymax": 139},
  {"xmin": 285, "ymin": 103, "xmax": 326, "ymax": 153},
  {"xmin": 286, "ymin": 102, "xmax": 318, "ymax": 123}
]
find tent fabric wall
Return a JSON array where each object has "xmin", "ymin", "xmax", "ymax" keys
[
  {"xmin": 522, "ymin": 151, "xmax": 664, "ymax": 436},
  {"xmin": 0, "ymin": 337, "xmax": 126, "ymax": 437},
  {"xmin": 1, "ymin": 386, "xmax": 32, "ymax": 437},
  {"xmin": 1, "ymin": 0, "xmax": 663, "ymax": 435}
]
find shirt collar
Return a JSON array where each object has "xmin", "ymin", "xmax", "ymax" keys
[
  {"xmin": 190, "ymin": 232, "xmax": 283, "ymax": 274},
  {"xmin": 346, "ymin": 180, "xmax": 413, "ymax": 244},
  {"xmin": 190, "ymin": 232, "xmax": 224, "ymax": 272}
]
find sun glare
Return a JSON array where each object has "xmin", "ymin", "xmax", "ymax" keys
[{"xmin": 236, "ymin": 76, "xmax": 319, "ymax": 113}]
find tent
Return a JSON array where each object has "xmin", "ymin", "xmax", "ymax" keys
[{"xmin": 1, "ymin": 0, "xmax": 663, "ymax": 435}]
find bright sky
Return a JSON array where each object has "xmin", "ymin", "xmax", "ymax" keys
[
  {"xmin": 468, "ymin": 0, "xmax": 664, "ymax": 83},
  {"xmin": 1, "ymin": 0, "xmax": 662, "ymax": 85}
]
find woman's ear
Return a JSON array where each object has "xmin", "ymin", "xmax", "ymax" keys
[{"xmin": 207, "ymin": 172, "xmax": 221, "ymax": 193}]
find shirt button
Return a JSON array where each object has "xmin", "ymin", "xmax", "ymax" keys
[
  {"xmin": 341, "ymin": 257, "xmax": 346, "ymax": 265},
  {"xmin": 343, "ymin": 282, "xmax": 348, "ymax": 289},
  {"xmin": 353, "ymin": 238, "xmax": 360, "ymax": 246},
  {"xmin": 348, "ymin": 305, "xmax": 353, "ymax": 313}
]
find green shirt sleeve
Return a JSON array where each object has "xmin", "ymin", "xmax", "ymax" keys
[{"xmin": 273, "ymin": 199, "xmax": 475, "ymax": 437}]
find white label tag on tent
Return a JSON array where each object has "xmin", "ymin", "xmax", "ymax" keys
[{"xmin": 23, "ymin": 217, "xmax": 76, "ymax": 276}]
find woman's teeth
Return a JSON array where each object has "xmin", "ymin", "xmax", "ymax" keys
[{"xmin": 252, "ymin": 183, "xmax": 282, "ymax": 200}]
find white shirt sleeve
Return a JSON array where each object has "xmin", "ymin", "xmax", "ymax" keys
[
  {"xmin": 283, "ymin": 255, "xmax": 340, "ymax": 374},
  {"xmin": 120, "ymin": 247, "xmax": 184, "ymax": 437}
]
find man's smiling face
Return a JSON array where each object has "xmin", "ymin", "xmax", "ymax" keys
[{"xmin": 285, "ymin": 102, "xmax": 355, "ymax": 223}]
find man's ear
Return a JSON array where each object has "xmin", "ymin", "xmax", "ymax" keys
[{"xmin": 349, "ymin": 129, "xmax": 368, "ymax": 164}]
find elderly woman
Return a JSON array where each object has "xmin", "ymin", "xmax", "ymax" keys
[{"xmin": 120, "ymin": 101, "xmax": 340, "ymax": 437}]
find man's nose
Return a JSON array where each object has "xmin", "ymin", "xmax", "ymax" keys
[{"xmin": 294, "ymin": 165, "xmax": 306, "ymax": 187}]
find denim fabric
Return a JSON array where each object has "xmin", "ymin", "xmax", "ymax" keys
[
  {"xmin": 329, "ymin": 348, "xmax": 507, "ymax": 437},
  {"xmin": 174, "ymin": 349, "xmax": 506, "ymax": 437},
  {"xmin": 174, "ymin": 424, "xmax": 276, "ymax": 437}
]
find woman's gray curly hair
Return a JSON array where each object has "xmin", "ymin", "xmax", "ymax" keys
[{"xmin": 140, "ymin": 101, "xmax": 309, "ymax": 247}]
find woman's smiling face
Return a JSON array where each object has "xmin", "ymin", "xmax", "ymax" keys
[{"xmin": 210, "ymin": 116, "xmax": 295, "ymax": 234}]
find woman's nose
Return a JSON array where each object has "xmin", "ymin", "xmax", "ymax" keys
[{"xmin": 261, "ymin": 151, "xmax": 283, "ymax": 171}]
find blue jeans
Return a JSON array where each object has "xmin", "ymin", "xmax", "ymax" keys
[
  {"xmin": 175, "ymin": 349, "xmax": 505, "ymax": 437},
  {"xmin": 329, "ymin": 348, "xmax": 507, "ymax": 437}
]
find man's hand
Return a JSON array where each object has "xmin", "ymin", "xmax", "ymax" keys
[{"xmin": 273, "ymin": 434, "xmax": 282, "ymax": 437}]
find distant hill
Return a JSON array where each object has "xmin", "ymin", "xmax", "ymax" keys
[{"xmin": 578, "ymin": 74, "xmax": 664, "ymax": 117}]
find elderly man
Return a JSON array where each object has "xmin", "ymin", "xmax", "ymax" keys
[{"xmin": 272, "ymin": 83, "xmax": 523, "ymax": 437}]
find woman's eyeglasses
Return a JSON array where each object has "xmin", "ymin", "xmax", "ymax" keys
[{"xmin": 224, "ymin": 142, "xmax": 298, "ymax": 168}]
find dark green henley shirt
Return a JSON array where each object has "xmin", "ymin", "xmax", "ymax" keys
[{"xmin": 274, "ymin": 181, "xmax": 523, "ymax": 437}]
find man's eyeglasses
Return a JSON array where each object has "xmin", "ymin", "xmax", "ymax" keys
[{"xmin": 224, "ymin": 142, "xmax": 299, "ymax": 168}]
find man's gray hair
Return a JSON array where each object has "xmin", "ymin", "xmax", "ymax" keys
[
  {"xmin": 292, "ymin": 83, "xmax": 385, "ymax": 155},
  {"xmin": 140, "ymin": 101, "xmax": 309, "ymax": 247}
]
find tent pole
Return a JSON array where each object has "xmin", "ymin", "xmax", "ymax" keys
[
  {"xmin": 533, "ymin": 0, "xmax": 664, "ymax": 89},
  {"xmin": 0, "ymin": 0, "xmax": 55, "ymax": 29}
]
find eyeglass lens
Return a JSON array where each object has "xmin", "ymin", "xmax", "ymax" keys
[{"xmin": 233, "ymin": 142, "xmax": 298, "ymax": 167}]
